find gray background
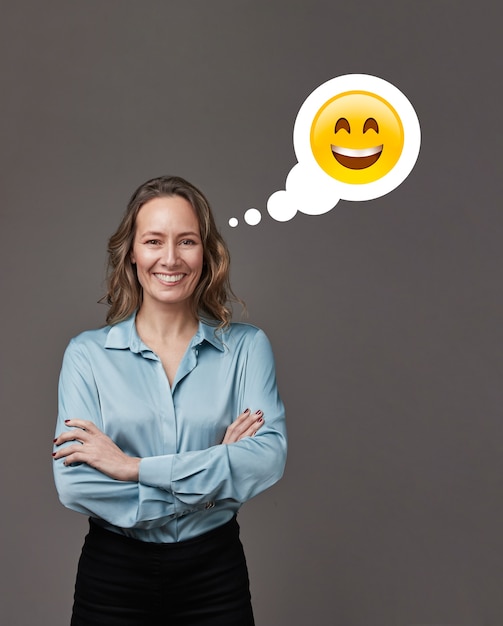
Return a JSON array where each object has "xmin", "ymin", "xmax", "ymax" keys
[{"xmin": 1, "ymin": 1, "xmax": 501, "ymax": 625}]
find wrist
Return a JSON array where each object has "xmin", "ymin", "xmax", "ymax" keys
[{"xmin": 123, "ymin": 457, "xmax": 141, "ymax": 482}]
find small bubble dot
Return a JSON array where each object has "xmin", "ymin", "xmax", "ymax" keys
[
  {"xmin": 244, "ymin": 208, "xmax": 262, "ymax": 226},
  {"xmin": 228, "ymin": 217, "xmax": 238, "ymax": 228}
]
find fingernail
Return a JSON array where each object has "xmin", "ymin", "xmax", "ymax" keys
[
  {"xmin": 256, "ymin": 410, "xmax": 263, "ymax": 417},
  {"xmin": 53, "ymin": 438, "xmax": 57, "ymax": 443},
  {"xmin": 64, "ymin": 419, "xmax": 70, "ymax": 423},
  {"xmin": 52, "ymin": 452, "xmax": 56, "ymax": 457},
  {"xmin": 244, "ymin": 408, "xmax": 250, "ymax": 414},
  {"xmin": 257, "ymin": 417, "xmax": 264, "ymax": 423}
]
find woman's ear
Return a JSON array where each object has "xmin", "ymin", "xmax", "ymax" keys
[{"xmin": 130, "ymin": 251, "xmax": 136, "ymax": 264}]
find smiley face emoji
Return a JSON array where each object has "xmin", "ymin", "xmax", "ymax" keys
[{"xmin": 310, "ymin": 91, "xmax": 405, "ymax": 185}]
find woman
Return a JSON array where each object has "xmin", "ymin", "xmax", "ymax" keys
[{"xmin": 53, "ymin": 175, "xmax": 287, "ymax": 625}]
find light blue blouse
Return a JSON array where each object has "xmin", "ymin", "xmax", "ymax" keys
[{"xmin": 53, "ymin": 314, "xmax": 287, "ymax": 543}]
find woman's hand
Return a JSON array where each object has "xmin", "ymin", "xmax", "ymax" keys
[
  {"xmin": 53, "ymin": 419, "xmax": 140, "ymax": 482},
  {"xmin": 221, "ymin": 409, "xmax": 264, "ymax": 444},
  {"xmin": 54, "ymin": 410, "xmax": 263, "ymax": 477}
]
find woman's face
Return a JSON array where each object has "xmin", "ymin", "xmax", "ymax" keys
[{"xmin": 131, "ymin": 195, "xmax": 204, "ymax": 313}]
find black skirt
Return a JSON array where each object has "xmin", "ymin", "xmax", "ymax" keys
[{"xmin": 71, "ymin": 516, "xmax": 255, "ymax": 626}]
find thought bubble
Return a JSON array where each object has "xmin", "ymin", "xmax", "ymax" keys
[
  {"xmin": 230, "ymin": 74, "xmax": 420, "ymax": 226},
  {"xmin": 228, "ymin": 208, "xmax": 262, "ymax": 228}
]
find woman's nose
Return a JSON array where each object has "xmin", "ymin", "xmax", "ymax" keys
[{"xmin": 163, "ymin": 243, "xmax": 179, "ymax": 266}]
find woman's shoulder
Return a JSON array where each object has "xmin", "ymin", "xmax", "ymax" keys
[
  {"xmin": 65, "ymin": 324, "xmax": 112, "ymax": 352},
  {"xmin": 228, "ymin": 320, "xmax": 261, "ymax": 334},
  {"xmin": 217, "ymin": 321, "xmax": 265, "ymax": 341},
  {"xmin": 67, "ymin": 315, "xmax": 134, "ymax": 351},
  {"xmin": 214, "ymin": 322, "xmax": 273, "ymax": 352}
]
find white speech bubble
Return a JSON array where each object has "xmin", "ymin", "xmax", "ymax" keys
[
  {"xmin": 229, "ymin": 74, "xmax": 421, "ymax": 227},
  {"xmin": 265, "ymin": 74, "xmax": 421, "ymax": 222}
]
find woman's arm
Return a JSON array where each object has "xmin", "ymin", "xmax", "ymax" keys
[
  {"xmin": 53, "ymin": 406, "xmax": 264, "ymax": 480},
  {"xmin": 53, "ymin": 334, "xmax": 274, "ymax": 527},
  {"xmin": 53, "ymin": 339, "xmax": 199, "ymax": 529},
  {"xmin": 138, "ymin": 329, "xmax": 287, "ymax": 506}
]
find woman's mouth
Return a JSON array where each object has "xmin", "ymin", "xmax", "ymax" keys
[{"xmin": 154, "ymin": 273, "xmax": 185, "ymax": 284}]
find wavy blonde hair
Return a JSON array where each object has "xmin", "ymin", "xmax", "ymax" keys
[{"xmin": 104, "ymin": 175, "xmax": 241, "ymax": 328}]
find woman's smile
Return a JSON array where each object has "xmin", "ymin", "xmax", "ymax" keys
[
  {"xmin": 154, "ymin": 272, "xmax": 186, "ymax": 285},
  {"xmin": 130, "ymin": 195, "xmax": 204, "ymax": 311}
]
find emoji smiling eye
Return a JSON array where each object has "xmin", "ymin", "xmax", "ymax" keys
[
  {"xmin": 363, "ymin": 117, "xmax": 379, "ymax": 133},
  {"xmin": 335, "ymin": 117, "xmax": 350, "ymax": 134}
]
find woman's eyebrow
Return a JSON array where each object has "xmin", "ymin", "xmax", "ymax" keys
[
  {"xmin": 177, "ymin": 231, "xmax": 201, "ymax": 238},
  {"xmin": 138, "ymin": 230, "xmax": 165, "ymax": 237},
  {"xmin": 139, "ymin": 230, "xmax": 200, "ymax": 238}
]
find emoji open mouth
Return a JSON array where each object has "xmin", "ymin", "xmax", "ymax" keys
[{"xmin": 331, "ymin": 144, "xmax": 383, "ymax": 170}]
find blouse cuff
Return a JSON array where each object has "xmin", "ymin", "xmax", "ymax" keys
[{"xmin": 139, "ymin": 455, "xmax": 174, "ymax": 492}]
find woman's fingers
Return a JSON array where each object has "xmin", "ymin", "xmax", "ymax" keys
[
  {"xmin": 222, "ymin": 409, "xmax": 264, "ymax": 444},
  {"xmin": 53, "ymin": 419, "xmax": 97, "ymax": 446},
  {"xmin": 65, "ymin": 418, "xmax": 97, "ymax": 432},
  {"xmin": 52, "ymin": 442, "xmax": 85, "ymax": 464},
  {"xmin": 53, "ymin": 421, "xmax": 140, "ymax": 481},
  {"xmin": 240, "ymin": 413, "xmax": 264, "ymax": 439}
]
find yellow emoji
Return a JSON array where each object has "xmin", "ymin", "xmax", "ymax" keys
[{"xmin": 310, "ymin": 91, "xmax": 404, "ymax": 184}]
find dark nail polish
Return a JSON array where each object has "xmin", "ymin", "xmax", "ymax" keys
[
  {"xmin": 64, "ymin": 419, "xmax": 70, "ymax": 423},
  {"xmin": 52, "ymin": 452, "xmax": 56, "ymax": 457},
  {"xmin": 257, "ymin": 417, "xmax": 264, "ymax": 423},
  {"xmin": 256, "ymin": 410, "xmax": 263, "ymax": 417}
]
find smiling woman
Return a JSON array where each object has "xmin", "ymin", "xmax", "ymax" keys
[
  {"xmin": 131, "ymin": 196, "xmax": 205, "ymax": 314},
  {"xmin": 104, "ymin": 176, "xmax": 236, "ymax": 328},
  {"xmin": 52, "ymin": 175, "xmax": 287, "ymax": 626}
]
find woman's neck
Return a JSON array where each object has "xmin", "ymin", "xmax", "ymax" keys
[{"xmin": 135, "ymin": 302, "xmax": 199, "ymax": 344}]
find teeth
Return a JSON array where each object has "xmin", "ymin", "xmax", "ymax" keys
[
  {"xmin": 155, "ymin": 273, "xmax": 184, "ymax": 283},
  {"xmin": 331, "ymin": 144, "xmax": 383, "ymax": 158}
]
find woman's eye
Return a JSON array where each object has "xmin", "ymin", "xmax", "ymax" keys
[
  {"xmin": 146, "ymin": 239, "xmax": 161, "ymax": 245},
  {"xmin": 180, "ymin": 239, "xmax": 195, "ymax": 246}
]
